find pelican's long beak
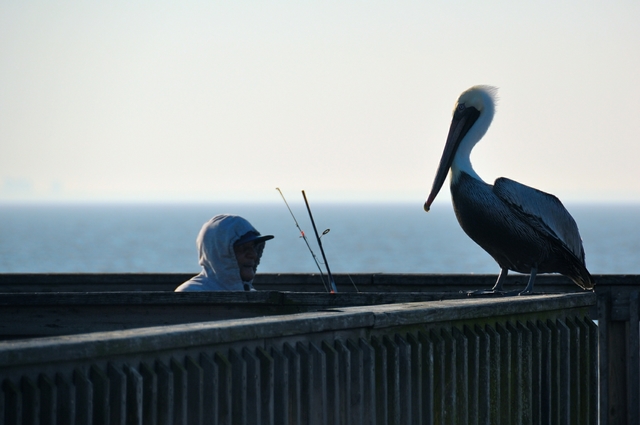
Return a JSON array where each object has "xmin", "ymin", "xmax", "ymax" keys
[{"xmin": 424, "ymin": 106, "xmax": 479, "ymax": 212}]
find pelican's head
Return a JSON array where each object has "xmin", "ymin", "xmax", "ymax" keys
[
  {"xmin": 424, "ymin": 85, "xmax": 498, "ymax": 212},
  {"xmin": 453, "ymin": 85, "xmax": 497, "ymax": 116}
]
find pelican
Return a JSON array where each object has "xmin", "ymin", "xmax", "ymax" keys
[{"xmin": 424, "ymin": 85, "xmax": 594, "ymax": 294}]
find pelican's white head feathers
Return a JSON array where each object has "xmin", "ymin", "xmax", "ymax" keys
[
  {"xmin": 454, "ymin": 85, "xmax": 498, "ymax": 116},
  {"xmin": 449, "ymin": 85, "xmax": 498, "ymax": 182}
]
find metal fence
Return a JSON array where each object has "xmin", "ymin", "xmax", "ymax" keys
[{"xmin": 0, "ymin": 293, "xmax": 596, "ymax": 425}]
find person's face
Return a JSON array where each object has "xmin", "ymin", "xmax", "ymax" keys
[{"xmin": 233, "ymin": 241, "xmax": 261, "ymax": 282}]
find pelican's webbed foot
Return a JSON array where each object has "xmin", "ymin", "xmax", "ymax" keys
[
  {"xmin": 467, "ymin": 289, "xmax": 503, "ymax": 296},
  {"xmin": 467, "ymin": 268, "xmax": 511, "ymax": 296}
]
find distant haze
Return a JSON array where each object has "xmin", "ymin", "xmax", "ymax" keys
[{"xmin": 2, "ymin": 2, "xmax": 639, "ymax": 203}]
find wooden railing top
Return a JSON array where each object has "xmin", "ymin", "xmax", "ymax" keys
[{"xmin": 0, "ymin": 292, "xmax": 595, "ymax": 370}]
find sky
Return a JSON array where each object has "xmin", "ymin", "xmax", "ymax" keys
[{"xmin": 1, "ymin": 1, "xmax": 640, "ymax": 204}]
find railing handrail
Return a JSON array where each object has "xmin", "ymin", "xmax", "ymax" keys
[{"xmin": 0, "ymin": 293, "xmax": 594, "ymax": 369}]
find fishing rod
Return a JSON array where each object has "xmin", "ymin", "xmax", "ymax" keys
[
  {"xmin": 302, "ymin": 190, "xmax": 338, "ymax": 293},
  {"xmin": 276, "ymin": 188, "xmax": 331, "ymax": 292}
]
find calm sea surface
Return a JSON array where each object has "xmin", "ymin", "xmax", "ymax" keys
[{"xmin": 0, "ymin": 202, "xmax": 639, "ymax": 275}]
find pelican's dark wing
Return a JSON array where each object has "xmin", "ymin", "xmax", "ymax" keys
[{"xmin": 493, "ymin": 177, "xmax": 585, "ymax": 261}]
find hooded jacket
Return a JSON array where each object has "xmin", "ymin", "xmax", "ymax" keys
[{"xmin": 175, "ymin": 214, "xmax": 267, "ymax": 292}]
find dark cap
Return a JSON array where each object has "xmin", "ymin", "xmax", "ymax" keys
[{"xmin": 235, "ymin": 231, "xmax": 274, "ymax": 246}]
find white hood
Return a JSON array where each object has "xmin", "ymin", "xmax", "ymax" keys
[{"xmin": 175, "ymin": 214, "xmax": 267, "ymax": 292}]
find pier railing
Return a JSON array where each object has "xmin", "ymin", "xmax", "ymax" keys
[
  {"xmin": 0, "ymin": 273, "xmax": 638, "ymax": 424},
  {"xmin": 0, "ymin": 293, "xmax": 595, "ymax": 425}
]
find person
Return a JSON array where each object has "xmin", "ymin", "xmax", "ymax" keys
[{"xmin": 175, "ymin": 214, "xmax": 274, "ymax": 292}]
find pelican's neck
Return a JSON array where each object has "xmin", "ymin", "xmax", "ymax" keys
[
  {"xmin": 450, "ymin": 94, "xmax": 495, "ymax": 185},
  {"xmin": 451, "ymin": 145, "xmax": 482, "ymax": 183}
]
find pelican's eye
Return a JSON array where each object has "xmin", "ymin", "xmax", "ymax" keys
[{"xmin": 457, "ymin": 104, "xmax": 466, "ymax": 112}]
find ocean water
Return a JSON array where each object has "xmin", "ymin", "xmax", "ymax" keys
[{"xmin": 0, "ymin": 202, "xmax": 639, "ymax": 275}]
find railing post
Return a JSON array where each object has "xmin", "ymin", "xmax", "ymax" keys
[
  {"xmin": 598, "ymin": 292, "xmax": 610, "ymax": 425},
  {"xmin": 628, "ymin": 291, "xmax": 639, "ymax": 425},
  {"xmin": 603, "ymin": 290, "xmax": 633, "ymax": 425}
]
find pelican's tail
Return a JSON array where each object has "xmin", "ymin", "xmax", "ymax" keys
[
  {"xmin": 556, "ymin": 242, "xmax": 595, "ymax": 290},
  {"xmin": 569, "ymin": 264, "xmax": 595, "ymax": 290}
]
